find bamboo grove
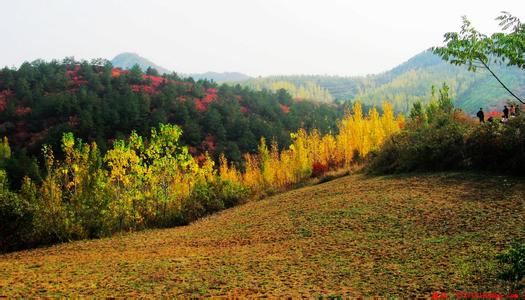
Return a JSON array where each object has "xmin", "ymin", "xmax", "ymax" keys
[{"xmin": 0, "ymin": 102, "xmax": 403, "ymax": 251}]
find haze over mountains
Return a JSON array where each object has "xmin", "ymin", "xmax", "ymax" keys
[
  {"xmin": 111, "ymin": 51, "xmax": 525, "ymax": 114},
  {"xmin": 110, "ymin": 53, "xmax": 252, "ymax": 83}
]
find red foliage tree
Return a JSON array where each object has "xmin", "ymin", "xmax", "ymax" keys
[{"xmin": 312, "ymin": 162, "xmax": 329, "ymax": 177}]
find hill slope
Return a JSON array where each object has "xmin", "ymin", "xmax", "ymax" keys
[
  {"xmin": 356, "ymin": 51, "xmax": 525, "ymax": 113},
  {"xmin": 243, "ymin": 77, "xmax": 335, "ymax": 103},
  {"xmin": 1, "ymin": 173, "xmax": 523, "ymax": 297}
]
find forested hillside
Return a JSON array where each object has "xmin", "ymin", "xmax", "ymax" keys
[
  {"xmin": 242, "ymin": 75, "xmax": 363, "ymax": 103},
  {"xmin": 356, "ymin": 51, "xmax": 525, "ymax": 113},
  {"xmin": 239, "ymin": 51, "xmax": 525, "ymax": 114},
  {"xmin": 0, "ymin": 59, "xmax": 342, "ymax": 189},
  {"xmin": 243, "ymin": 77, "xmax": 336, "ymax": 103}
]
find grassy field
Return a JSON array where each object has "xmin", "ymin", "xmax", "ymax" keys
[{"xmin": 0, "ymin": 173, "xmax": 523, "ymax": 297}]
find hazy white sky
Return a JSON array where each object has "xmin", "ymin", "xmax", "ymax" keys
[{"xmin": 1, "ymin": 0, "xmax": 524, "ymax": 76}]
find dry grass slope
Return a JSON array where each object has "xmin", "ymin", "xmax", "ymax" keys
[{"xmin": 0, "ymin": 173, "xmax": 524, "ymax": 297}]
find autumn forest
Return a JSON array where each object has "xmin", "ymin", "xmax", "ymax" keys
[{"xmin": 0, "ymin": 5, "xmax": 524, "ymax": 298}]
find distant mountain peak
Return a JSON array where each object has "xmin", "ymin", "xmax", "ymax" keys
[{"xmin": 111, "ymin": 52, "xmax": 171, "ymax": 74}]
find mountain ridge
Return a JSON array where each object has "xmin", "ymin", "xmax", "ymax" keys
[
  {"xmin": 110, "ymin": 51, "xmax": 525, "ymax": 113},
  {"xmin": 240, "ymin": 51, "xmax": 525, "ymax": 113},
  {"xmin": 110, "ymin": 53, "xmax": 252, "ymax": 83}
]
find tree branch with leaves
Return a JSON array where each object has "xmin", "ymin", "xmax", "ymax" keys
[{"xmin": 432, "ymin": 12, "xmax": 525, "ymax": 104}]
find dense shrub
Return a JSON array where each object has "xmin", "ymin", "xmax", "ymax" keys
[
  {"xmin": 466, "ymin": 117, "xmax": 525, "ymax": 175},
  {"xmin": 215, "ymin": 179, "xmax": 249, "ymax": 209},
  {"xmin": 0, "ymin": 171, "xmax": 35, "ymax": 251},
  {"xmin": 368, "ymin": 84, "xmax": 475, "ymax": 173},
  {"xmin": 369, "ymin": 96, "xmax": 525, "ymax": 176},
  {"xmin": 182, "ymin": 179, "xmax": 248, "ymax": 223},
  {"xmin": 368, "ymin": 114, "xmax": 470, "ymax": 173}
]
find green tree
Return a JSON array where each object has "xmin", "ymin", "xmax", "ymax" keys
[
  {"xmin": 0, "ymin": 170, "xmax": 33, "ymax": 252},
  {"xmin": 146, "ymin": 67, "xmax": 159, "ymax": 76},
  {"xmin": 437, "ymin": 83, "xmax": 453, "ymax": 114},
  {"xmin": 432, "ymin": 12, "xmax": 525, "ymax": 104},
  {"xmin": 409, "ymin": 101, "xmax": 426, "ymax": 124},
  {"xmin": 128, "ymin": 64, "xmax": 144, "ymax": 84}
]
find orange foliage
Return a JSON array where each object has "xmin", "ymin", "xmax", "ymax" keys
[{"xmin": 279, "ymin": 104, "xmax": 290, "ymax": 113}]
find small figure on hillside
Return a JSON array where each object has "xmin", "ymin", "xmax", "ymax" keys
[
  {"xmin": 503, "ymin": 105, "xmax": 509, "ymax": 118},
  {"xmin": 476, "ymin": 108, "xmax": 485, "ymax": 123},
  {"xmin": 510, "ymin": 104, "xmax": 516, "ymax": 117},
  {"xmin": 488, "ymin": 116, "xmax": 494, "ymax": 122}
]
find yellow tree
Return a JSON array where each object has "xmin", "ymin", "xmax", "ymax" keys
[
  {"xmin": 38, "ymin": 145, "xmax": 69, "ymax": 240},
  {"xmin": 57, "ymin": 133, "xmax": 110, "ymax": 237},
  {"xmin": 289, "ymin": 129, "xmax": 312, "ymax": 182},
  {"xmin": 242, "ymin": 153, "xmax": 263, "ymax": 194},
  {"xmin": 218, "ymin": 153, "xmax": 241, "ymax": 184},
  {"xmin": 145, "ymin": 125, "xmax": 186, "ymax": 219},
  {"xmin": 368, "ymin": 106, "xmax": 385, "ymax": 151},
  {"xmin": 336, "ymin": 107, "xmax": 356, "ymax": 166},
  {"xmin": 381, "ymin": 102, "xmax": 400, "ymax": 137},
  {"xmin": 258, "ymin": 137, "xmax": 272, "ymax": 188},
  {"xmin": 0, "ymin": 137, "xmax": 11, "ymax": 161},
  {"xmin": 105, "ymin": 138, "xmax": 144, "ymax": 230},
  {"xmin": 319, "ymin": 134, "xmax": 337, "ymax": 167}
]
